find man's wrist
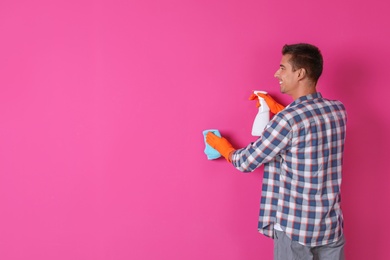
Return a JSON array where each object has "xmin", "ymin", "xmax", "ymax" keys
[{"xmin": 227, "ymin": 150, "xmax": 235, "ymax": 163}]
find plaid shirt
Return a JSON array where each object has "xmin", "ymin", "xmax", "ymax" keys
[{"xmin": 232, "ymin": 93, "xmax": 347, "ymax": 247}]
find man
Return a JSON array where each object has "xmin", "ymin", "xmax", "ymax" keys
[{"xmin": 206, "ymin": 43, "xmax": 347, "ymax": 260}]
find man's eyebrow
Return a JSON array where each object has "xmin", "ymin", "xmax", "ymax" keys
[{"xmin": 280, "ymin": 64, "xmax": 286, "ymax": 68}]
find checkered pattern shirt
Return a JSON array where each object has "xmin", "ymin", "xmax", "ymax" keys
[{"xmin": 232, "ymin": 93, "xmax": 347, "ymax": 247}]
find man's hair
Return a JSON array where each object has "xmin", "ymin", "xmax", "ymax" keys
[{"xmin": 282, "ymin": 43, "xmax": 323, "ymax": 83}]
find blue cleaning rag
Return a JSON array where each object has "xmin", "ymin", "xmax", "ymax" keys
[{"xmin": 203, "ymin": 129, "xmax": 221, "ymax": 160}]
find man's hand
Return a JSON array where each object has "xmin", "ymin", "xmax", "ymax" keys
[
  {"xmin": 249, "ymin": 92, "xmax": 285, "ymax": 114},
  {"xmin": 206, "ymin": 132, "xmax": 235, "ymax": 162}
]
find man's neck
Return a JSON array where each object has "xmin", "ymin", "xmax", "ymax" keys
[{"xmin": 291, "ymin": 82, "xmax": 317, "ymax": 100}]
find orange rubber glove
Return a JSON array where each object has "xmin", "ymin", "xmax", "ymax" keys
[
  {"xmin": 206, "ymin": 132, "xmax": 235, "ymax": 162},
  {"xmin": 249, "ymin": 92, "xmax": 285, "ymax": 114}
]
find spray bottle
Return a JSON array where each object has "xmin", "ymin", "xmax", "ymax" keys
[{"xmin": 251, "ymin": 91, "xmax": 270, "ymax": 136}]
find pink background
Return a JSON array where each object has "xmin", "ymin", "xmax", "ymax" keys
[{"xmin": 1, "ymin": 0, "xmax": 389, "ymax": 259}]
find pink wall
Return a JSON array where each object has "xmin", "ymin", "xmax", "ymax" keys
[{"xmin": 1, "ymin": 0, "xmax": 389, "ymax": 259}]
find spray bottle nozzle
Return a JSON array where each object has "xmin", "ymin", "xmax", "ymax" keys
[
  {"xmin": 253, "ymin": 90, "xmax": 267, "ymax": 95},
  {"xmin": 250, "ymin": 91, "xmax": 268, "ymax": 108}
]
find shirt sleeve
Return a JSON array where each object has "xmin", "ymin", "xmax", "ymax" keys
[{"xmin": 232, "ymin": 114, "xmax": 292, "ymax": 172}]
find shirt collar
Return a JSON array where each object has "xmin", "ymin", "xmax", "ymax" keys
[{"xmin": 287, "ymin": 92, "xmax": 323, "ymax": 108}]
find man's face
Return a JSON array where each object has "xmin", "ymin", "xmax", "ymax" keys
[{"xmin": 274, "ymin": 54, "xmax": 300, "ymax": 95}]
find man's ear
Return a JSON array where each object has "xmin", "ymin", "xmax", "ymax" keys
[{"xmin": 297, "ymin": 68, "xmax": 307, "ymax": 80}]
